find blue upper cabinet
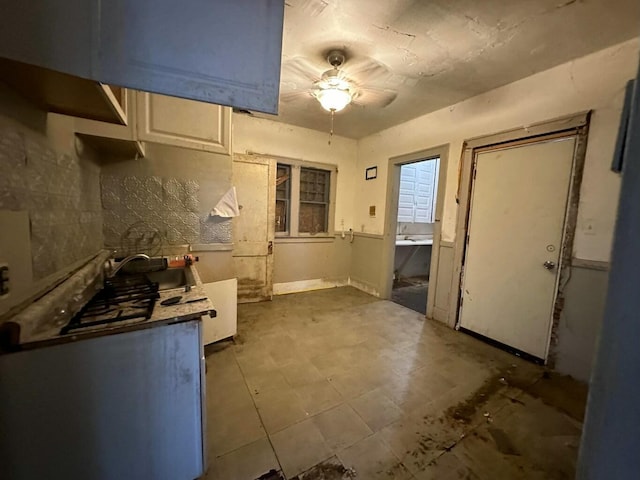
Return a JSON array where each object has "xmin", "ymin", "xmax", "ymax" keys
[
  {"xmin": 0, "ymin": 0, "xmax": 284, "ymax": 115},
  {"xmin": 0, "ymin": 0, "xmax": 94, "ymax": 79}
]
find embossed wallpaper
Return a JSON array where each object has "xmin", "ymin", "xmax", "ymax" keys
[
  {"xmin": 0, "ymin": 124, "xmax": 102, "ymax": 280},
  {"xmin": 99, "ymin": 142, "xmax": 233, "ymax": 257},
  {"xmin": 101, "ymin": 174, "xmax": 232, "ymax": 256}
]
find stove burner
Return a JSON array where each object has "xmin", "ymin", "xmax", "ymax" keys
[{"xmin": 61, "ymin": 275, "xmax": 160, "ymax": 335}]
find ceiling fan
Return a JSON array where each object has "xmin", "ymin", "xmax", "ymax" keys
[{"xmin": 280, "ymin": 49, "xmax": 398, "ymax": 140}]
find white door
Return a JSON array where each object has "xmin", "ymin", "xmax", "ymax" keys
[
  {"xmin": 458, "ymin": 137, "xmax": 575, "ymax": 359},
  {"xmin": 232, "ymin": 155, "xmax": 275, "ymax": 303}
]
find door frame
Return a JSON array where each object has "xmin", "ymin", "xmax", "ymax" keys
[
  {"xmin": 381, "ymin": 144, "xmax": 449, "ymax": 318},
  {"xmin": 449, "ymin": 111, "xmax": 591, "ymax": 363}
]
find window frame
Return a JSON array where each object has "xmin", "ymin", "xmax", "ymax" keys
[
  {"xmin": 274, "ymin": 157, "xmax": 337, "ymax": 239},
  {"xmin": 275, "ymin": 164, "xmax": 292, "ymax": 235}
]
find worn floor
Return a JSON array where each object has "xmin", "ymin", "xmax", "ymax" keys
[{"xmin": 204, "ymin": 287, "xmax": 587, "ymax": 480}]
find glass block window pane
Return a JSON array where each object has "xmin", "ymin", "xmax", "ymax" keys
[
  {"xmin": 299, "ymin": 167, "xmax": 329, "ymax": 233},
  {"xmin": 299, "ymin": 203, "xmax": 327, "ymax": 234},
  {"xmin": 276, "ymin": 164, "xmax": 291, "ymax": 233},
  {"xmin": 300, "ymin": 167, "xmax": 329, "ymax": 203}
]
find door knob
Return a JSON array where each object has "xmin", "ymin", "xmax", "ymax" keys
[{"xmin": 543, "ymin": 261, "xmax": 556, "ymax": 270}]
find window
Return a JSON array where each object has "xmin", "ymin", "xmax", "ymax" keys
[
  {"xmin": 299, "ymin": 167, "xmax": 330, "ymax": 233},
  {"xmin": 276, "ymin": 164, "xmax": 291, "ymax": 233},
  {"xmin": 275, "ymin": 159, "xmax": 336, "ymax": 237}
]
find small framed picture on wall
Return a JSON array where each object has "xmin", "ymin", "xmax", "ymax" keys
[{"xmin": 365, "ymin": 166, "xmax": 377, "ymax": 180}]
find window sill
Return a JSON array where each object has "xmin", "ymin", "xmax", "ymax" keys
[{"xmin": 275, "ymin": 236, "xmax": 336, "ymax": 244}]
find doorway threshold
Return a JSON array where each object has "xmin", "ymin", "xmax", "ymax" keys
[{"xmin": 458, "ymin": 327, "xmax": 545, "ymax": 365}]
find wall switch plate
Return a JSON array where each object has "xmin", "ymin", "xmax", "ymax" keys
[
  {"xmin": 583, "ymin": 220, "xmax": 597, "ymax": 236},
  {"xmin": 0, "ymin": 263, "xmax": 9, "ymax": 296}
]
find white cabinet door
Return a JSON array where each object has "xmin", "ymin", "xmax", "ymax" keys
[
  {"xmin": 137, "ymin": 92, "xmax": 231, "ymax": 155},
  {"xmin": 202, "ymin": 278, "xmax": 237, "ymax": 345}
]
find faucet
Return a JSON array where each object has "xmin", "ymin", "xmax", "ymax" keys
[{"xmin": 110, "ymin": 254, "xmax": 151, "ymax": 277}]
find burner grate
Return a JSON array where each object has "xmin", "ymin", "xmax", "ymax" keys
[{"xmin": 61, "ymin": 275, "xmax": 160, "ymax": 335}]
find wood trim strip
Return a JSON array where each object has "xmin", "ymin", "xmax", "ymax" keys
[
  {"xmin": 572, "ymin": 258, "xmax": 610, "ymax": 271},
  {"xmin": 464, "ymin": 111, "xmax": 590, "ymax": 149}
]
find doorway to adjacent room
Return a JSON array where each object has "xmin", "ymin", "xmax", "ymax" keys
[
  {"xmin": 391, "ymin": 158, "xmax": 440, "ymax": 314},
  {"xmin": 381, "ymin": 145, "xmax": 448, "ymax": 317}
]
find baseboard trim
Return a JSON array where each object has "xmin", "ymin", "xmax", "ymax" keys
[
  {"xmin": 273, "ymin": 276, "xmax": 382, "ymax": 297},
  {"xmin": 273, "ymin": 278, "xmax": 349, "ymax": 295},
  {"xmin": 572, "ymin": 258, "xmax": 610, "ymax": 271},
  {"xmin": 348, "ymin": 277, "xmax": 381, "ymax": 297}
]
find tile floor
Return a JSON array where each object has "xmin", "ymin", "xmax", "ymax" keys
[
  {"xmin": 391, "ymin": 276, "xmax": 429, "ymax": 314},
  {"xmin": 204, "ymin": 287, "xmax": 587, "ymax": 480}
]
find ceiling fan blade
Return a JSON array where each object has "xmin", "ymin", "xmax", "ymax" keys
[
  {"xmin": 343, "ymin": 57, "xmax": 390, "ymax": 84},
  {"xmin": 282, "ymin": 57, "xmax": 324, "ymax": 84},
  {"xmin": 280, "ymin": 90, "xmax": 313, "ymax": 103},
  {"xmin": 353, "ymin": 87, "xmax": 398, "ymax": 108}
]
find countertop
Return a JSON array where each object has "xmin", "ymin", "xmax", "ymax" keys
[{"xmin": 4, "ymin": 253, "xmax": 215, "ymax": 350}]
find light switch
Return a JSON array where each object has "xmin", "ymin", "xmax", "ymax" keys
[
  {"xmin": 369, "ymin": 205, "xmax": 376, "ymax": 217},
  {"xmin": 583, "ymin": 220, "xmax": 596, "ymax": 236}
]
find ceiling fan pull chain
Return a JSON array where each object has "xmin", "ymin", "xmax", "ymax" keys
[{"xmin": 328, "ymin": 109, "xmax": 335, "ymax": 145}]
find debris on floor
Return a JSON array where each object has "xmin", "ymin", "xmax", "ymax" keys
[
  {"xmin": 255, "ymin": 469, "xmax": 285, "ymax": 480},
  {"xmin": 206, "ymin": 287, "xmax": 588, "ymax": 480},
  {"xmin": 291, "ymin": 458, "xmax": 357, "ymax": 479}
]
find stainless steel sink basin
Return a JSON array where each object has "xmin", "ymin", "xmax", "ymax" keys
[
  {"xmin": 145, "ymin": 268, "xmax": 193, "ymax": 290},
  {"xmin": 115, "ymin": 266, "xmax": 193, "ymax": 291}
]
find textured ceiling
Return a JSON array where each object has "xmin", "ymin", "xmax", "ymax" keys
[{"xmin": 254, "ymin": 0, "xmax": 640, "ymax": 139}]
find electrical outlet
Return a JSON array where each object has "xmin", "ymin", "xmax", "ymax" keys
[
  {"xmin": 0, "ymin": 263, "xmax": 9, "ymax": 296},
  {"xmin": 369, "ymin": 205, "xmax": 376, "ymax": 217}
]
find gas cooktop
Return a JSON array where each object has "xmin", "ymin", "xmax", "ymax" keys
[{"xmin": 60, "ymin": 275, "xmax": 160, "ymax": 335}]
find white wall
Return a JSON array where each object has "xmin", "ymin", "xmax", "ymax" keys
[
  {"xmin": 233, "ymin": 115, "xmax": 358, "ymax": 232},
  {"xmin": 355, "ymin": 38, "xmax": 640, "ymax": 262}
]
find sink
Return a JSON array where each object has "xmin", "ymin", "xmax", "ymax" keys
[
  {"xmin": 145, "ymin": 268, "xmax": 193, "ymax": 290},
  {"xmin": 115, "ymin": 266, "xmax": 193, "ymax": 291}
]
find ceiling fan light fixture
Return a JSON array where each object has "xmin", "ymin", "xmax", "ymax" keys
[
  {"xmin": 314, "ymin": 69, "xmax": 355, "ymax": 112},
  {"xmin": 316, "ymin": 87, "xmax": 353, "ymax": 112}
]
